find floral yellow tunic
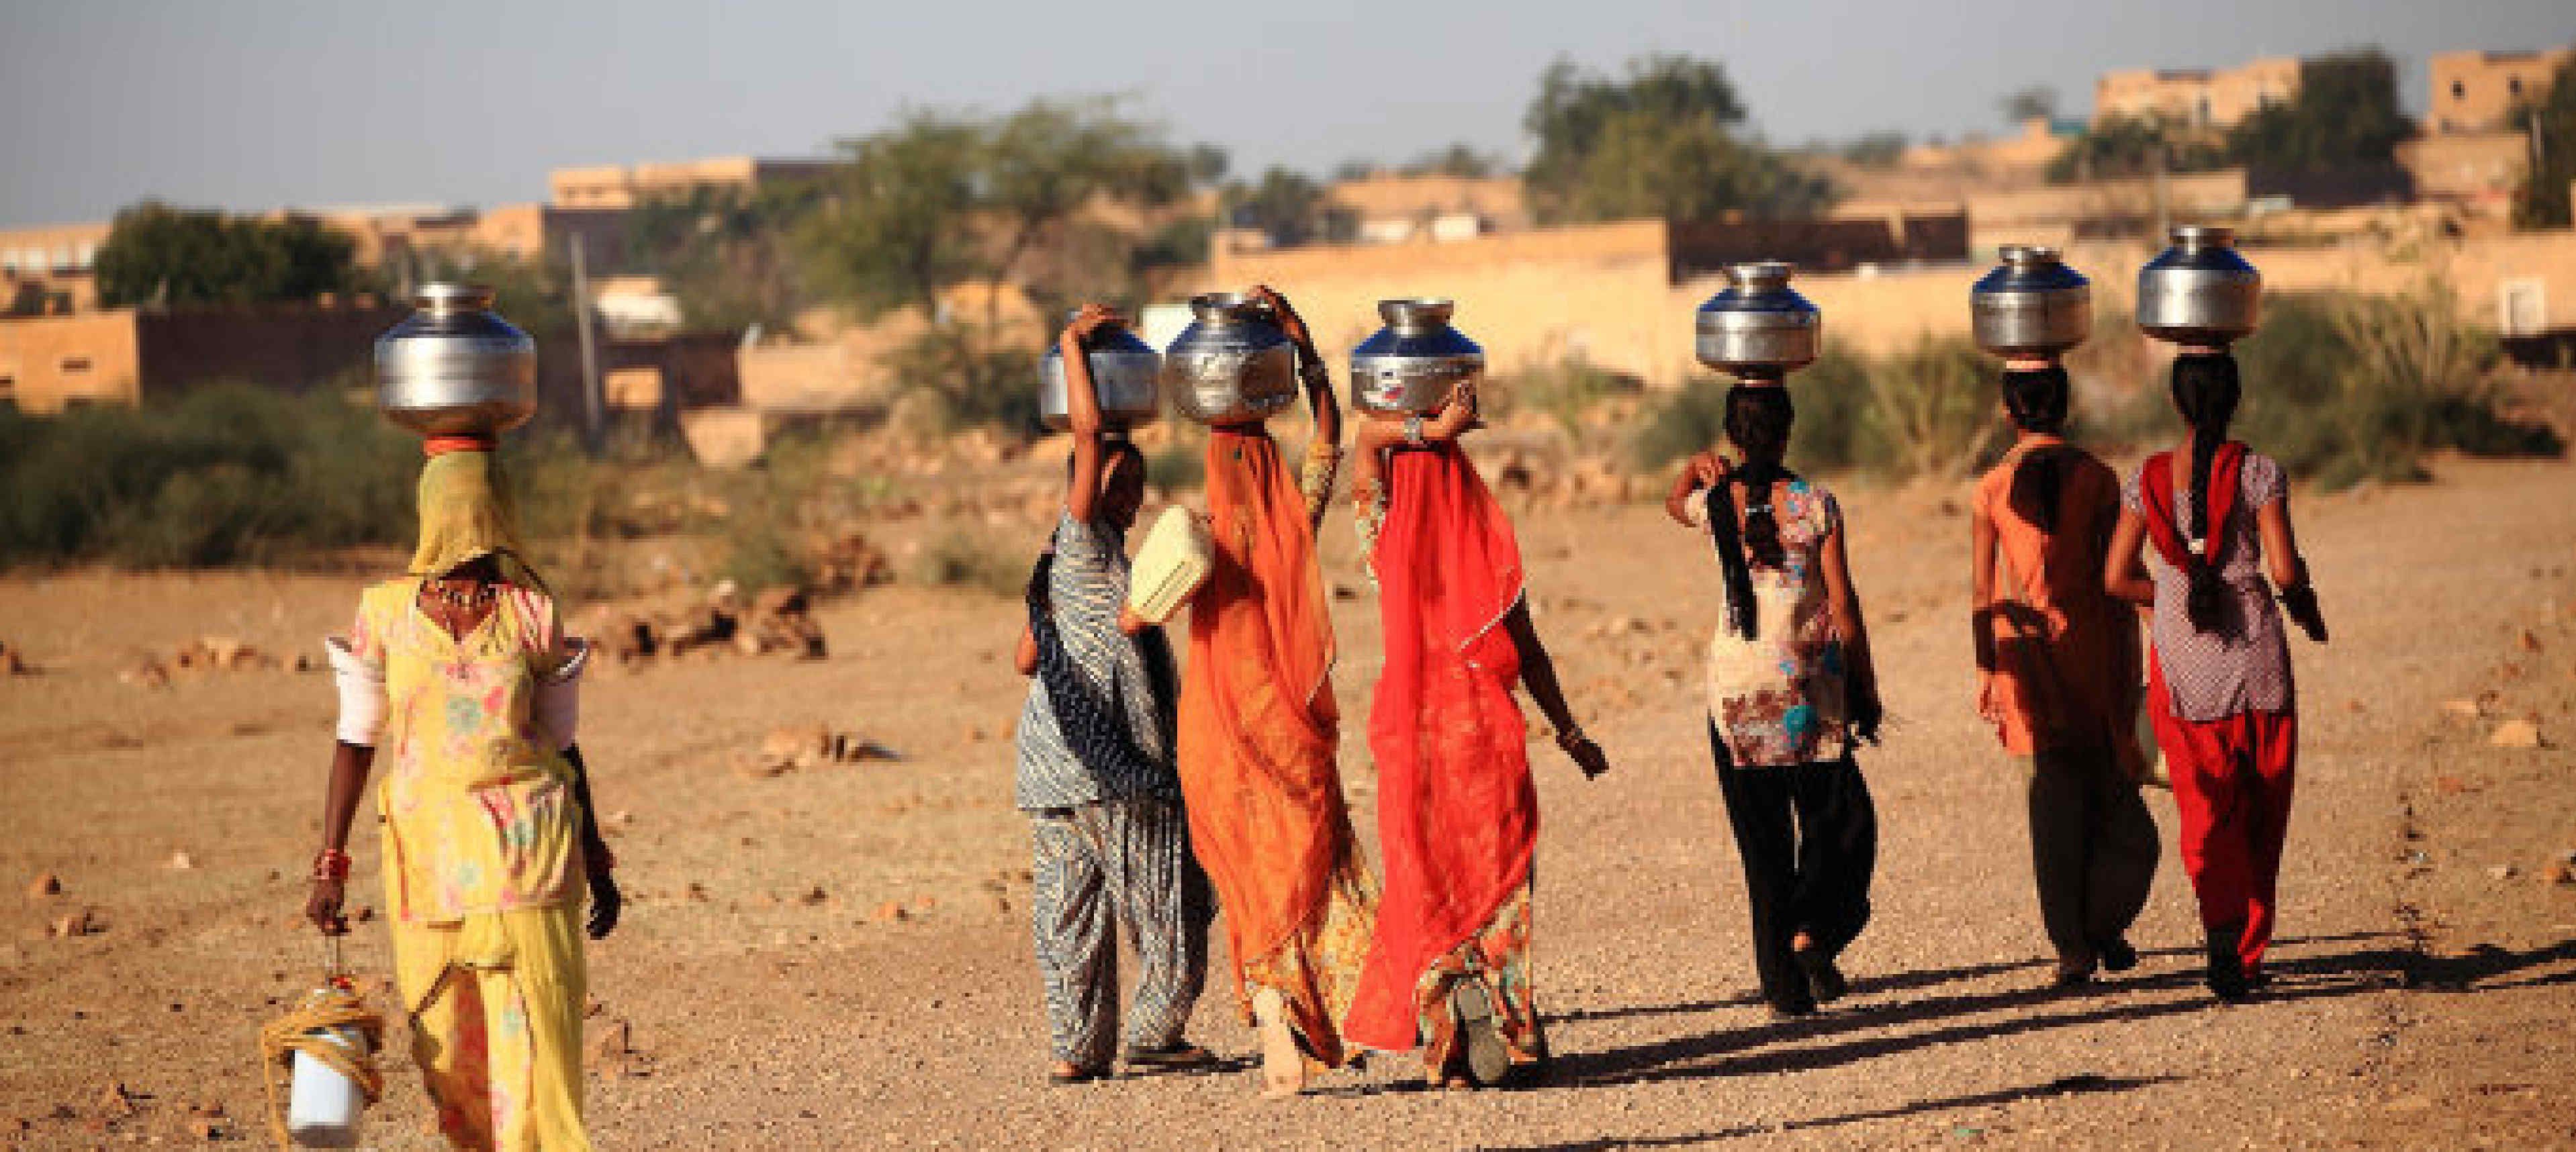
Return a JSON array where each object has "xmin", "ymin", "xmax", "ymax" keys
[
  {"xmin": 351, "ymin": 579, "xmax": 584, "ymax": 925},
  {"xmin": 347, "ymin": 578, "xmax": 593, "ymax": 1152}
]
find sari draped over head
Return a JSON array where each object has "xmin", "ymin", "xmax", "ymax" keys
[
  {"xmin": 1177, "ymin": 427, "xmax": 1376, "ymax": 1066},
  {"xmin": 1345, "ymin": 443, "xmax": 1536, "ymax": 1053},
  {"xmin": 410, "ymin": 448, "xmax": 546, "ymax": 592}
]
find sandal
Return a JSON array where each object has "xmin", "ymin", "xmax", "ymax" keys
[
  {"xmin": 1450, "ymin": 980, "xmax": 1511, "ymax": 1088},
  {"xmin": 1047, "ymin": 1063, "xmax": 1107, "ymax": 1086},
  {"xmin": 1120, "ymin": 1042, "xmax": 1218, "ymax": 1072}
]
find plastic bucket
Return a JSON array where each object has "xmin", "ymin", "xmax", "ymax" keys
[{"xmin": 285, "ymin": 1027, "xmax": 365, "ymax": 1148}]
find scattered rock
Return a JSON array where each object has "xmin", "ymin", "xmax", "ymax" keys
[
  {"xmin": 26, "ymin": 873, "xmax": 60, "ymax": 898},
  {"xmin": 2488, "ymin": 865, "xmax": 2520, "ymax": 882},
  {"xmin": 2489, "ymin": 720, "xmax": 2544, "ymax": 749},
  {"xmin": 118, "ymin": 660, "xmax": 171, "ymax": 689},
  {"xmin": 749, "ymin": 726, "xmax": 902, "ymax": 775},
  {"xmin": 798, "ymin": 886, "xmax": 830, "ymax": 907},
  {"xmin": 51, "ymin": 909, "xmax": 99, "ymax": 938},
  {"xmin": 871, "ymin": 901, "xmax": 908, "ymax": 924},
  {"xmin": 166, "ymin": 851, "xmax": 195, "ymax": 871},
  {"xmin": 2439, "ymin": 699, "xmax": 2483, "ymax": 720},
  {"xmin": 586, "ymin": 1018, "xmax": 633, "ymax": 1071},
  {"xmin": 2516, "ymin": 628, "xmax": 2543, "ymax": 653},
  {"xmin": 97, "ymin": 1081, "xmax": 136, "ymax": 1116},
  {"xmin": 2542, "ymin": 862, "xmax": 2574, "ymax": 887},
  {"xmin": 0, "ymin": 640, "xmax": 30, "ymax": 676}
]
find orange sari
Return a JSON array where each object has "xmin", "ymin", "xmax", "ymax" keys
[
  {"xmin": 1177, "ymin": 428, "xmax": 1377, "ymax": 1066},
  {"xmin": 1345, "ymin": 444, "xmax": 1537, "ymax": 1053}
]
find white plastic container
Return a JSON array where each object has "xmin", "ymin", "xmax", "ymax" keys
[
  {"xmin": 285, "ymin": 1026, "xmax": 366, "ymax": 1148},
  {"xmin": 1127, "ymin": 506, "xmax": 1214, "ymax": 625}
]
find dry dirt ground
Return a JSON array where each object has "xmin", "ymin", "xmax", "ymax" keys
[{"xmin": 3, "ymin": 456, "xmax": 2573, "ymax": 1150}]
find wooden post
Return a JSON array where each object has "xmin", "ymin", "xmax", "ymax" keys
[{"xmin": 570, "ymin": 234, "xmax": 604, "ymax": 453}]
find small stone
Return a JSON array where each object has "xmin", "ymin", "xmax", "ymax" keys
[
  {"xmin": 2541, "ymin": 862, "xmax": 2573, "ymax": 886},
  {"xmin": 2439, "ymin": 699, "xmax": 2483, "ymax": 720},
  {"xmin": 2516, "ymin": 628, "xmax": 2543, "ymax": 653},
  {"xmin": 26, "ymin": 873, "xmax": 60, "ymax": 898},
  {"xmin": 2489, "ymin": 720, "xmax": 2543, "ymax": 749},
  {"xmin": 166, "ymin": 851, "xmax": 194, "ymax": 871},
  {"xmin": 50, "ymin": 909, "xmax": 97, "ymax": 938},
  {"xmin": 2488, "ymin": 865, "xmax": 2520, "ymax": 882},
  {"xmin": 871, "ymin": 901, "xmax": 908, "ymax": 924},
  {"xmin": 353, "ymin": 905, "xmax": 375, "ymax": 924},
  {"xmin": 98, "ymin": 1081, "xmax": 135, "ymax": 1116},
  {"xmin": 118, "ymin": 660, "xmax": 169, "ymax": 689},
  {"xmin": 586, "ymin": 1018, "xmax": 632, "ymax": 1068},
  {"xmin": 798, "ymin": 886, "xmax": 829, "ymax": 907}
]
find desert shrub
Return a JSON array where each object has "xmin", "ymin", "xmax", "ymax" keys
[
  {"xmin": 912, "ymin": 529, "xmax": 1028, "ymax": 597},
  {"xmin": 1144, "ymin": 439, "xmax": 1205, "ymax": 492},
  {"xmin": 1629, "ymin": 339, "xmax": 1999, "ymax": 480},
  {"xmin": 1630, "ymin": 382, "xmax": 1730, "ymax": 474},
  {"xmin": 1862, "ymin": 336, "xmax": 2007, "ymax": 479},
  {"xmin": 1498, "ymin": 356, "xmax": 1635, "ymax": 438},
  {"xmin": 0, "ymin": 384, "xmax": 416, "ymax": 568},
  {"xmin": 2123, "ymin": 285, "xmax": 2559, "ymax": 489},
  {"xmin": 880, "ymin": 326, "xmax": 1038, "ymax": 436}
]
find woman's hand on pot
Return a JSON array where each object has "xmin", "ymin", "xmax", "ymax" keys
[
  {"xmin": 306, "ymin": 879, "xmax": 348, "ymax": 936},
  {"xmin": 1246, "ymin": 285, "xmax": 1309, "ymax": 346},
  {"xmin": 1062, "ymin": 303, "xmax": 1123, "ymax": 346}
]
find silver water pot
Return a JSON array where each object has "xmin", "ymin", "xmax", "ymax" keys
[
  {"xmin": 1038, "ymin": 313, "xmax": 1162, "ymax": 431},
  {"xmin": 1162, "ymin": 293, "xmax": 1299, "ymax": 426},
  {"xmin": 1695, "ymin": 261, "xmax": 1821, "ymax": 379},
  {"xmin": 1972, "ymin": 245, "xmax": 2092, "ymax": 357},
  {"xmin": 374, "ymin": 283, "xmax": 538, "ymax": 436},
  {"xmin": 2136, "ymin": 225, "xmax": 2260, "ymax": 346},
  {"xmin": 1349, "ymin": 298, "xmax": 1485, "ymax": 415}
]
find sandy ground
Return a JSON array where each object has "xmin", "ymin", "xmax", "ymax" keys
[{"xmin": 3, "ymin": 455, "xmax": 2573, "ymax": 1149}]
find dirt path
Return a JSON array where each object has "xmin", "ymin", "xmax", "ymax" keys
[{"xmin": 4, "ymin": 458, "xmax": 2572, "ymax": 1149}]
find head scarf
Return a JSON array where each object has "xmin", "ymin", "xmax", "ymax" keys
[{"xmin": 408, "ymin": 449, "xmax": 546, "ymax": 591}]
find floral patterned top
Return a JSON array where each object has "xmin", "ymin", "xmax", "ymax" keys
[
  {"xmin": 1701, "ymin": 480, "xmax": 1851, "ymax": 767},
  {"xmin": 346, "ymin": 579, "xmax": 585, "ymax": 925}
]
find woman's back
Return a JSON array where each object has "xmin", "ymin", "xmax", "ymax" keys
[
  {"xmin": 2123, "ymin": 447, "xmax": 2293, "ymax": 720},
  {"xmin": 1704, "ymin": 477, "xmax": 1847, "ymax": 766},
  {"xmin": 1978, "ymin": 442, "xmax": 2135, "ymax": 754}
]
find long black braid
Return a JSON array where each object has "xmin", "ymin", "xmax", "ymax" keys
[
  {"xmin": 2000, "ymin": 365, "xmax": 2073, "ymax": 534},
  {"xmin": 2169, "ymin": 352, "xmax": 2241, "ymax": 634},
  {"xmin": 1706, "ymin": 384, "xmax": 1796, "ymax": 640}
]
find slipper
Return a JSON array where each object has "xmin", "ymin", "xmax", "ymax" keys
[
  {"xmin": 1120, "ymin": 1042, "xmax": 1218, "ymax": 1071},
  {"xmin": 1450, "ymin": 981, "xmax": 1511, "ymax": 1088},
  {"xmin": 1794, "ymin": 946, "xmax": 1849, "ymax": 1003},
  {"xmin": 1047, "ymin": 1065, "xmax": 1107, "ymax": 1086}
]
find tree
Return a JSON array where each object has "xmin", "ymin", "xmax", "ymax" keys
[
  {"xmin": 93, "ymin": 203, "xmax": 368, "ymax": 308},
  {"xmin": 1400, "ymin": 144, "xmax": 1504, "ymax": 179},
  {"xmin": 2045, "ymin": 115, "xmax": 2227, "ymax": 183},
  {"xmin": 1837, "ymin": 131, "xmax": 1909, "ymax": 169},
  {"xmin": 1522, "ymin": 54, "xmax": 1831, "ymax": 223},
  {"xmin": 2225, "ymin": 50, "xmax": 2413, "ymax": 173},
  {"xmin": 628, "ymin": 179, "xmax": 826, "ymax": 332},
  {"xmin": 797, "ymin": 111, "xmax": 986, "ymax": 324},
  {"xmin": 2512, "ymin": 55, "xmax": 2576, "ymax": 229},
  {"xmin": 1221, "ymin": 168, "xmax": 1355, "ymax": 247},
  {"xmin": 2000, "ymin": 87, "xmax": 2059, "ymax": 126}
]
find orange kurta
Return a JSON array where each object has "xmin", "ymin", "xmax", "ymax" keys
[
  {"xmin": 1177, "ymin": 428, "xmax": 1377, "ymax": 1066},
  {"xmin": 1975, "ymin": 438, "xmax": 2142, "ymax": 757}
]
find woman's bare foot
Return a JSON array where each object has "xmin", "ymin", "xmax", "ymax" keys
[{"xmin": 1252, "ymin": 988, "xmax": 1305, "ymax": 1099}]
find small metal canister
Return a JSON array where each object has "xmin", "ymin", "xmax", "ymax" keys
[{"xmin": 373, "ymin": 283, "xmax": 538, "ymax": 436}]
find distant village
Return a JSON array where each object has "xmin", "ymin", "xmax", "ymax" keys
[{"xmin": 3, "ymin": 46, "xmax": 2572, "ymax": 465}]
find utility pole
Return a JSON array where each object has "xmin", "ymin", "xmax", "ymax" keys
[{"xmin": 569, "ymin": 233, "xmax": 604, "ymax": 454}]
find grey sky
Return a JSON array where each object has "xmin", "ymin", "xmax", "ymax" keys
[{"xmin": 1, "ymin": 0, "xmax": 2569, "ymax": 228}]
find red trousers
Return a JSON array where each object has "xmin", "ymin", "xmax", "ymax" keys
[{"xmin": 2147, "ymin": 661, "xmax": 2298, "ymax": 973}]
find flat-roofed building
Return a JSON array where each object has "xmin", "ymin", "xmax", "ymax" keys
[
  {"xmin": 2095, "ymin": 57, "xmax": 2300, "ymax": 129},
  {"xmin": 2429, "ymin": 48, "xmax": 2574, "ymax": 135},
  {"xmin": 548, "ymin": 155, "xmax": 837, "ymax": 209},
  {"xmin": 0, "ymin": 222, "xmax": 113, "ymax": 315}
]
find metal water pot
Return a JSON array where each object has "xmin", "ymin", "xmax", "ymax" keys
[
  {"xmin": 374, "ymin": 284, "xmax": 538, "ymax": 436},
  {"xmin": 2136, "ymin": 225, "xmax": 2260, "ymax": 346},
  {"xmin": 1162, "ymin": 293, "xmax": 1298, "ymax": 426},
  {"xmin": 1038, "ymin": 314, "xmax": 1162, "ymax": 431},
  {"xmin": 1349, "ymin": 298, "xmax": 1485, "ymax": 415},
  {"xmin": 1695, "ymin": 261, "xmax": 1821, "ymax": 379},
  {"xmin": 1971, "ymin": 245, "xmax": 2092, "ymax": 357}
]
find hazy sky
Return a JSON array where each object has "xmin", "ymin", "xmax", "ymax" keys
[{"xmin": 3, "ymin": 0, "xmax": 2569, "ymax": 228}]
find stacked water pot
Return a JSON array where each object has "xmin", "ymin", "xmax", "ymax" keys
[
  {"xmin": 1971, "ymin": 245, "xmax": 2092, "ymax": 358},
  {"xmin": 1038, "ymin": 311, "xmax": 1163, "ymax": 431},
  {"xmin": 373, "ymin": 283, "xmax": 539, "ymax": 438},
  {"xmin": 2135, "ymin": 225, "xmax": 2261, "ymax": 347},
  {"xmin": 1349, "ymin": 298, "xmax": 1485, "ymax": 415},
  {"xmin": 1162, "ymin": 292, "xmax": 1300, "ymax": 426},
  {"xmin": 1696, "ymin": 261, "xmax": 1821, "ymax": 383}
]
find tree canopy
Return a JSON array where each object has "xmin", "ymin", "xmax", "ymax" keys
[
  {"xmin": 628, "ymin": 180, "xmax": 827, "ymax": 333},
  {"xmin": 2044, "ymin": 115, "xmax": 2228, "ymax": 183},
  {"xmin": 93, "ymin": 204, "xmax": 368, "ymax": 308},
  {"xmin": 1220, "ymin": 168, "xmax": 1354, "ymax": 248},
  {"xmin": 1522, "ymin": 54, "xmax": 1833, "ymax": 223},
  {"xmin": 2225, "ymin": 50, "xmax": 2413, "ymax": 173}
]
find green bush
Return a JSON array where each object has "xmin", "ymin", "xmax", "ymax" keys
[
  {"xmin": 1630, "ymin": 339, "xmax": 2000, "ymax": 480},
  {"xmin": 912, "ymin": 529, "xmax": 1028, "ymax": 597},
  {"xmin": 0, "ymin": 385, "xmax": 417, "ymax": 568},
  {"xmin": 880, "ymin": 325, "xmax": 1040, "ymax": 436},
  {"xmin": 1498, "ymin": 356, "xmax": 1634, "ymax": 438}
]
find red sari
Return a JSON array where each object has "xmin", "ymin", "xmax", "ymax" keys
[{"xmin": 1344, "ymin": 444, "xmax": 1540, "ymax": 1054}]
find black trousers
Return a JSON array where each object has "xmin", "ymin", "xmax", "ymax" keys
[
  {"xmin": 2025, "ymin": 745, "xmax": 2160, "ymax": 968},
  {"xmin": 1710, "ymin": 726, "xmax": 1878, "ymax": 1012}
]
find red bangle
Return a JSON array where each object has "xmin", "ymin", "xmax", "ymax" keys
[
  {"xmin": 423, "ymin": 435, "xmax": 496, "ymax": 458},
  {"xmin": 312, "ymin": 848, "xmax": 352, "ymax": 883}
]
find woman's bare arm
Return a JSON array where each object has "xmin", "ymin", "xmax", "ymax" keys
[
  {"xmin": 2256, "ymin": 498, "xmax": 2301, "ymax": 589},
  {"xmin": 304, "ymin": 742, "xmax": 376, "ymax": 933},
  {"xmin": 1060, "ymin": 304, "xmax": 1120, "ymax": 524},
  {"xmin": 2103, "ymin": 511, "xmax": 2156, "ymax": 606},
  {"xmin": 1502, "ymin": 603, "xmax": 1610, "ymax": 778},
  {"xmin": 1969, "ymin": 499, "xmax": 2000, "ymax": 674},
  {"xmin": 1014, "ymin": 622, "xmax": 1039, "ymax": 675}
]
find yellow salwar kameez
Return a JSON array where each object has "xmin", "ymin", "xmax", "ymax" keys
[{"xmin": 344, "ymin": 450, "xmax": 595, "ymax": 1152}]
